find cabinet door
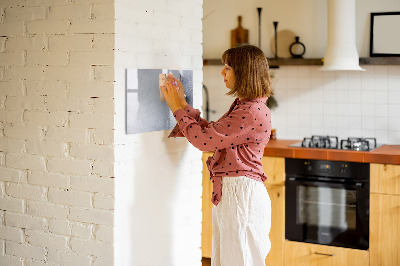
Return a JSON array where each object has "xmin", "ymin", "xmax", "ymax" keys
[
  {"xmin": 264, "ymin": 184, "xmax": 284, "ymax": 266},
  {"xmin": 370, "ymin": 163, "xmax": 400, "ymax": 195},
  {"xmin": 284, "ymin": 241, "xmax": 369, "ymax": 266},
  {"xmin": 262, "ymin": 156, "xmax": 285, "ymax": 185},
  {"xmin": 202, "ymin": 152, "xmax": 213, "ymax": 258},
  {"xmin": 370, "ymin": 193, "xmax": 400, "ymax": 266}
]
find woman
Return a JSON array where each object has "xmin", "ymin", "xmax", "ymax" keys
[{"xmin": 161, "ymin": 44, "xmax": 273, "ymax": 266}]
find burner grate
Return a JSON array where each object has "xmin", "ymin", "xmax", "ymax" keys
[
  {"xmin": 340, "ymin": 137, "xmax": 377, "ymax": 151},
  {"xmin": 301, "ymin": 135, "xmax": 339, "ymax": 149},
  {"xmin": 296, "ymin": 136, "xmax": 378, "ymax": 151}
]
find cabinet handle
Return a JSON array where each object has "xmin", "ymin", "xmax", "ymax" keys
[{"xmin": 314, "ymin": 252, "xmax": 335, "ymax": 257}]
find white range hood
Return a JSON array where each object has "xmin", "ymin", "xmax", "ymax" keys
[{"xmin": 320, "ymin": 0, "xmax": 365, "ymax": 71}]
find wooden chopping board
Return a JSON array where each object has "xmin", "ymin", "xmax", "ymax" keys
[{"xmin": 231, "ymin": 16, "xmax": 249, "ymax": 48}]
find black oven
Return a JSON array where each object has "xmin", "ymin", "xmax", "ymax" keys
[{"xmin": 285, "ymin": 158, "xmax": 369, "ymax": 250}]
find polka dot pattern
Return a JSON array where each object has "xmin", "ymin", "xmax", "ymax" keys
[{"xmin": 168, "ymin": 97, "xmax": 272, "ymax": 206}]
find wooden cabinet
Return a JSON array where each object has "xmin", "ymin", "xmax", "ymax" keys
[
  {"xmin": 201, "ymin": 152, "xmax": 213, "ymax": 258},
  {"xmin": 284, "ymin": 241, "xmax": 369, "ymax": 266},
  {"xmin": 264, "ymin": 184, "xmax": 284, "ymax": 266},
  {"xmin": 370, "ymin": 163, "xmax": 400, "ymax": 195},
  {"xmin": 262, "ymin": 156, "xmax": 285, "ymax": 266},
  {"xmin": 370, "ymin": 163, "xmax": 400, "ymax": 266},
  {"xmin": 261, "ymin": 156, "xmax": 285, "ymax": 186},
  {"xmin": 202, "ymin": 158, "xmax": 400, "ymax": 265}
]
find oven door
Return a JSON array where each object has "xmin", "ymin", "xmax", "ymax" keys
[{"xmin": 285, "ymin": 177, "xmax": 369, "ymax": 250}]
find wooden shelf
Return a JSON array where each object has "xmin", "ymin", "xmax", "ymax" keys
[
  {"xmin": 203, "ymin": 57, "xmax": 400, "ymax": 67},
  {"xmin": 203, "ymin": 58, "xmax": 323, "ymax": 67},
  {"xmin": 268, "ymin": 58, "xmax": 323, "ymax": 67},
  {"xmin": 359, "ymin": 57, "xmax": 400, "ymax": 65}
]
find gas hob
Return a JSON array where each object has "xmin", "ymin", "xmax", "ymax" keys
[{"xmin": 289, "ymin": 135, "xmax": 382, "ymax": 151}]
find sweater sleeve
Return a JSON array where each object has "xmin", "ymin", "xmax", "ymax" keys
[
  {"xmin": 172, "ymin": 106, "xmax": 257, "ymax": 152},
  {"xmin": 168, "ymin": 104, "xmax": 211, "ymax": 138}
]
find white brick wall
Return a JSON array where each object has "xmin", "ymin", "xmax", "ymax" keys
[
  {"xmin": 0, "ymin": 0, "xmax": 115, "ymax": 265},
  {"xmin": 114, "ymin": 0, "xmax": 203, "ymax": 265},
  {"xmin": 1, "ymin": 0, "xmax": 204, "ymax": 265}
]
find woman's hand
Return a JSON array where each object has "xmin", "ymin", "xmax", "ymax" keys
[
  {"xmin": 160, "ymin": 77, "xmax": 185, "ymax": 113},
  {"xmin": 172, "ymin": 76, "xmax": 187, "ymax": 108}
]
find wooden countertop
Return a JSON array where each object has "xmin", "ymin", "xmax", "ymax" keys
[{"xmin": 263, "ymin": 139, "xmax": 400, "ymax": 165}]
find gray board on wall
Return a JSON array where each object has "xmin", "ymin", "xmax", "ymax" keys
[{"xmin": 126, "ymin": 68, "xmax": 193, "ymax": 134}]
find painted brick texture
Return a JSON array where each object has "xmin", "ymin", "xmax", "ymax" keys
[
  {"xmin": 0, "ymin": 0, "xmax": 115, "ymax": 265},
  {"xmin": 113, "ymin": 0, "xmax": 203, "ymax": 265}
]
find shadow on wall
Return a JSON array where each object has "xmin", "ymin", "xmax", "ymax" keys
[{"xmin": 127, "ymin": 131, "xmax": 192, "ymax": 265}]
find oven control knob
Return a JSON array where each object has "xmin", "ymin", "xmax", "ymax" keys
[
  {"xmin": 304, "ymin": 162, "xmax": 312, "ymax": 171},
  {"xmin": 340, "ymin": 164, "xmax": 347, "ymax": 174}
]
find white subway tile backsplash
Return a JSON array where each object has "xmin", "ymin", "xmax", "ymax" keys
[
  {"xmin": 336, "ymin": 115, "xmax": 348, "ymax": 129},
  {"xmin": 298, "ymin": 89, "xmax": 313, "ymax": 103},
  {"xmin": 273, "ymin": 77, "xmax": 287, "ymax": 90},
  {"xmin": 309, "ymin": 66, "xmax": 323, "ymax": 77},
  {"xmin": 388, "ymin": 76, "xmax": 400, "ymax": 91},
  {"xmin": 388, "ymin": 65, "xmax": 400, "ymax": 76},
  {"xmin": 336, "ymin": 103, "xmax": 349, "ymax": 116},
  {"xmin": 374, "ymin": 130, "xmax": 389, "ymax": 144},
  {"xmin": 348, "ymin": 77, "xmax": 362, "ymax": 91},
  {"xmin": 389, "ymin": 117, "xmax": 400, "ymax": 131},
  {"xmin": 348, "ymin": 90, "xmax": 362, "ymax": 104},
  {"xmin": 298, "ymin": 103, "xmax": 312, "ymax": 116},
  {"xmin": 388, "ymin": 91, "xmax": 400, "ymax": 104},
  {"xmin": 374, "ymin": 65, "xmax": 388, "ymax": 77},
  {"xmin": 311, "ymin": 114, "xmax": 323, "ymax": 126},
  {"xmin": 323, "ymin": 115, "xmax": 336, "ymax": 129},
  {"xmin": 298, "ymin": 77, "xmax": 311, "ymax": 89},
  {"xmin": 287, "ymin": 113, "xmax": 300, "ymax": 127},
  {"xmin": 374, "ymin": 78, "xmax": 388, "ymax": 91},
  {"xmin": 362, "ymin": 129, "xmax": 375, "ymax": 138},
  {"xmin": 374, "ymin": 90, "xmax": 388, "ymax": 104},
  {"xmin": 361, "ymin": 104, "xmax": 374, "ymax": 117},
  {"xmin": 348, "ymin": 116, "xmax": 362, "ymax": 129},
  {"xmin": 349, "ymin": 128, "xmax": 363, "ymax": 137},
  {"xmin": 322, "ymin": 70, "xmax": 335, "ymax": 78},
  {"xmin": 375, "ymin": 104, "xmax": 389, "ymax": 117},
  {"xmin": 286, "ymin": 77, "xmax": 299, "ymax": 89},
  {"xmin": 298, "ymin": 66, "xmax": 311, "ymax": 78},
  {"xmin": 374, "ymin": 117, "xmax": 389, "ymax": 130},
  {"xmin": 323, "ymin": 103, "xmax": 336, "ymax": 115},
  {"xmin": 311, "ymin": 127, "xmax": 325, "ymax": 136},
  {"xmin": 311, "ymin": 87, "xmax": 323, "ymax": 102},
  {"xmin": 336, "ymin": 90, "xmax": 349, "ymax": 103},
  {"xmin": 388, "ymin": 131, "xmax": 400, "ymax": 143},
  {"xmin": 388, "ymin": 104, "xmax": 400, "ymax": 117},
  {"xmin": 205, "ymin": 65, "xmax": 400, "ymax": 144},
  {"xmin": 361, "ymin": 90, "xmax": 375, "ymax": 104},
  {"xmin": 335, "ymin": 74, "xmax": 349, "ymax": 90},
  {"xmin": 323, "ymin": 87, "xmax": 336, "ymax": 103},
  {"xmin": 285, "ymin": 66, "xmax": 298, "ymax": 77}
]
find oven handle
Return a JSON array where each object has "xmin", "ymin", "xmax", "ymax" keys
[
  {"xmin": 286, "ymin": 177, "xmax": 364, "ymax": 189},
  {"xmin": 314, "ymin": 252, "xmax": 335, "ymax": 257}
]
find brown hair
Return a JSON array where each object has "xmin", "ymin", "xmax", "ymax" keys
[{"xmin": 221, "ymin": 44, "xmax": 273, "ymax": 99}]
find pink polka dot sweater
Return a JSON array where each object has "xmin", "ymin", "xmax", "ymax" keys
[{"xmin": 169, "ymin": 97, "xmax": 272, "ymax": 206}]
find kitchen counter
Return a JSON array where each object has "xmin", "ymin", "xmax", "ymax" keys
[{"xmin": 263, "ymin": 139, "xmax": 400, "ymax": 165}]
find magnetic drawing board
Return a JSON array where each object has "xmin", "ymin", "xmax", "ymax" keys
[{"xmin": 126, "ymin": 68, "xmax": 193, "ymax": 134}]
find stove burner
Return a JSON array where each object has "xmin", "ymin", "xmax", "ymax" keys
[
  {"xmin": 294, "ymin": 136, "xmax": 378, "ymax": 151},
  {"xmin": 340, "ymin": 137, "xmax": 377, "ymax": 151},
  {"xmin": 301, "ymin": 135, "xmax": 339, "ymax": 149}
]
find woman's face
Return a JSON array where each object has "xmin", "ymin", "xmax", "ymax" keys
[{"xmin": 220, "ymin": 64, "xmax": 235, "ymax": 89}]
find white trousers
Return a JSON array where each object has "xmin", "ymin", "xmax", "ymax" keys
[{"xmin": 212, "ymin": 176, "xmax": 271, "ymax": 266}]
